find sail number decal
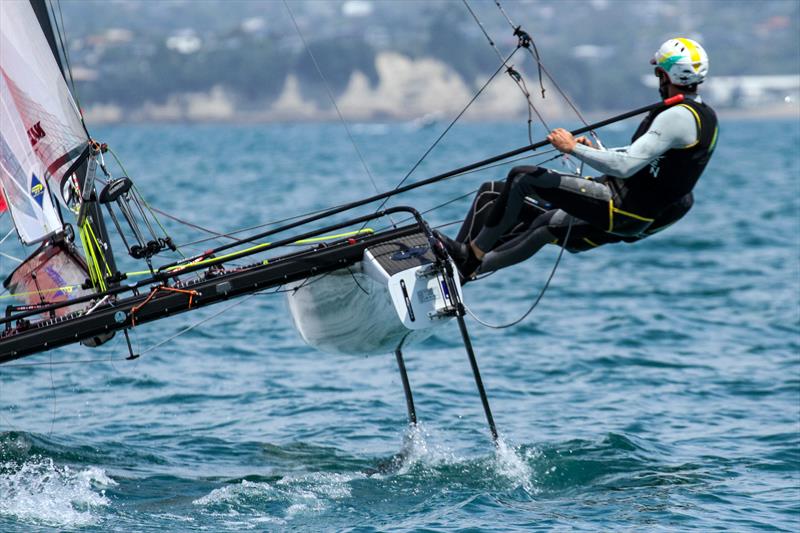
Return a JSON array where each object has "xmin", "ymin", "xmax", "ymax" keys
[
  {"xmin": 27, "ymin": 121, "xmax": 46, "ymax": 147},
  {"xmin": 30, "ymin": 173, "xmax": 45, "ymax": 207}
]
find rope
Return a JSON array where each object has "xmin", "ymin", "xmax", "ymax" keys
[
  {"xmin": 132, "ymin": 292, "xmax": 259, "ymax": 354},
  {"xmin": 492, "ymin": 0, "xmax": 544, "ymax": 96},
  {"xmin": 129, "ymin": 286, "xmax": 199, "ymax": 326},
  {"xmin": 0, "ymin": 285, "xmax": 80, "ymax": 300},
  {"xmin": 148, "ymin": 205, "xmax": 239, "ymax": 243},
  {"xmin": 1, "ymin": 356, "xmax": 131, "ymax": 367},
  {"xmin": 123, "ymin": 228, "xmax": 374, "ymax": 278},
  {"xmin": 450, "ymin": 0, "xmax": 599, "ymax": 330},
  {"xmin": 174, "ymin": 203, "xmax": 344, "ymax": 249},
  {"xmin": 370, "ymin": 148, "xmax": 562, "ymax": 233},
  {"xmin": 48, "ymin": 0, "xmax": 83, "ymax": 128},
  {"xmin": 282, "ymin": 0, "xmax": 386, "ymax": 208},
  {"xmin": 464, "ymin": 0, "xmax": 587, "ymax": 176},
  {"xmin": 492, "ymin": 0, "xmax": 600, "ymax": 146},
  {"xmin": 0, "ymin": 228, "xmax": 15, "ymax": 246},
  {"xmin": 465, "ymin": 219, "xmax": 572, "ymax": 329},
  {"xmin": 106, "ymin": 146, "xmax": 187, "ymax": 258},
  {"xmin": 0, "ymin": 252, "xmax": 22, "ymax": 263},
  {"xmin": 463, "ymin": 0, "xmax": 550, "ymax": 140},
  {"xmin": 48, "ymin": 352, "xmax": 56, "ymax": 436},
  {"xmin": 84, "ymin": 220, "xmax": 112, "ymax": 277},
  {"xmin": 78, "ymin": 222, "xmax": 104, "ymax": 290},
  {"xmin": 370, "ymin": 47, "xmax": 521, "ymax": 218}
]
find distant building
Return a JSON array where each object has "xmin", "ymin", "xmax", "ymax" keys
[
  {"xmin": 641, "ymin": 74, "xmax": 800, "ymax": 108},
  {"xmin": 166, "ymin": 30, "xmax": 202, "ymax": 54}
]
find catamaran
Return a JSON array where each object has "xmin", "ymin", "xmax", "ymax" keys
[
  {"xmin": 0, "ymin": 0, "xmax": 685, "ymax": 443},
  {"xmin": 0, "ymin": 0, "xmax": 472, "ymax": 357}
]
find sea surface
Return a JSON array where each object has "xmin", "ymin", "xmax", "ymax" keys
[{"xmin": 0, "ymin": 117, "xmax": 798, "ymax": 532}]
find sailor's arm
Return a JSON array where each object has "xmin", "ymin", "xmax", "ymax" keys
[{"xmin": 551, "ymin": 106, "xmax": 698, "ymax": 178}]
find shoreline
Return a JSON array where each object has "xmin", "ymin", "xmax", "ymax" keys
[{"xmin": 86, "ymin": 105, "xmax": 799, "ymax": 126}]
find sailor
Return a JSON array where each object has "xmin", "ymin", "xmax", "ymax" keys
[{"xmin": 439, "ymin": 38, "xmax": 719, "ymax": 279}]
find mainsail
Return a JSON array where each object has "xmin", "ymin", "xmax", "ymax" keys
[
  {"xmin": 1, "ymin": 0, "xmax": 101, "ymax": 315},
  {"xmin": 0, "ymin": 0, "xmax": 88, "ymax": 245}
]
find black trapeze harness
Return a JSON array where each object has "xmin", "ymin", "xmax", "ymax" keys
[{"xmin": 606, "ymin": 98, "xmax": 719, "ymax": 237}]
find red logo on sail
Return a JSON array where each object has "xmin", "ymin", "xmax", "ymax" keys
[{"xmin": 27, "ymin": 121, "xmax": 46, "ymax": 147}]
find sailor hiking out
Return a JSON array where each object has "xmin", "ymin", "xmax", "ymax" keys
[{"xmin": 438, "ymin": 38, "xmax": 719, "ymax": 279}]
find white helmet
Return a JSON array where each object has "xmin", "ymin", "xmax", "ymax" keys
[{"xmin": 651, "ymin": 38, "xmax": 709, "ymax": 87}]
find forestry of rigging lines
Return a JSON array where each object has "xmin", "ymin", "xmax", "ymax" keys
[{"xmin": 1, "ymin": 0, "xmax": 677, "ymax": 368}]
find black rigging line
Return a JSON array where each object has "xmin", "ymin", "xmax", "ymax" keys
[
  {"xmin": 48, "ymin": 0, "xmax": 86, "ymax": 132},
  {"xmin": 370, "ymin": 148, "xmax": 562, "ymax": 233},
  {"xmin": 456, "ymin": 0, "xmax": 585, "ymax": 329},
  {"xmin": 130, "ymin": 8, "xmax": 546, "ymax": 255},
  {"xmin": 369, "ymin": 46, "xmax": 521, "ymax": 220},
  {"xmin": 173, "ymin": 201, "xmax": 367, "ymax": 249},
  {"xmin": 48, "ymin": 352, "xmax": 57, "ymax": 436},
  {"xmin": 282, "ymin": 0, "xmax": 384, "ymax": 200},
  {"xmin": 462, "ymin": 0, "xmax": 550, "ymax": 140},
  {"xmin": 347, "ymin": 266, "xmax": 370, "ymax": 295},
  {"xmin": 492, "ymin": 0, "xmax": 598, "ymax": 143},
  {"xmin": 114, "ymin": 2, "xmax": 631, "ymax": 276},
  {"xmin": 492, "ymin": 0, "xmax": 546, "ymax": 100},
  {"xmin": 466, "ymin": 219, "xmax": 573, "ymax": 329},
  {"xmin": 149, "ymin": 206, "xmax": 240, "ymax": 243},
  {"xmin": 161, "ymin": 130, "xmax": 581, "ymax": 269}
]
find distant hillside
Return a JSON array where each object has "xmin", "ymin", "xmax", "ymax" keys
[{"xmin": 56, "ymin": 0, "xmax": 799, "ymax": 122}]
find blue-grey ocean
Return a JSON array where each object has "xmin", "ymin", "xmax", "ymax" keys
[{"xmin": 0, "ymin": 117, "xmax": 798, "ymax": 532}]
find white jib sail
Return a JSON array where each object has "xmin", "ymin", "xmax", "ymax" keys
[{"xmin": 0, "ymin": 1, "xmax": 88, "ymax": 245}]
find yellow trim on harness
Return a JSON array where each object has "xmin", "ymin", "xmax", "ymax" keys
[
  {"xmin": 608, "ymin": 199, "xmax": 654, "ymax": 232},
  {"xmin": 582, "ymin": 237, "xmax": 600, "ymax": 248},
  {"xmin": 612, "ymin": 206, "xmax": 655, "ymax": 223},
  {"xmin": 709, "ymin": 125, "xmax": 719, "ymax": 152},
  {"xmin": 678, "ymin": 103, "xmax": 702, "ymax": 149}
]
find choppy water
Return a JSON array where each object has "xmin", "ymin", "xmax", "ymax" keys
[{"xmin": 1, "ymin": 117, "xmax": 798, "ymax": 531}]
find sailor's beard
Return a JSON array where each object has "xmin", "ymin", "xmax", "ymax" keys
[{"xmin": 659, "ymin": 76, "xmax": 670, "ymax": 99}]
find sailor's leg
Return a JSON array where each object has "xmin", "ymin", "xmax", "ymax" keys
[
  {"xmin": 533, "ymin": 173, "xmax": 614, "ymax": 229},
  {"xmin": 478, "ymin": 209, "xmax": 595, "ymax": 273},
  {"xmin": 454, "ymin": 181, "xmax": 505, "ymax": 243},
  {"xmin": 472, "ymin": 166, "xmax": 614, "ymax": 254}
]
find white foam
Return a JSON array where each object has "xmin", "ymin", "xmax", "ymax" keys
[
  {"xmin": 492, "ymin": 438, "xmax": 540, "ymax": 495},
  {"xmin": 276, "ymin": 471, "xmax": 359, "ymax": 500},
  {"xmin": 393, "ymin": 423, "xmax": 459, "ymax": 474},
  {"xmin": 394, "ymin": 425, "xmax": 541, "ymax": 494},
  {"xmin": 0, "ymin": 457, "xmax": 114, "ymax": 528},
  {"xmin": 193, "ymin": 472, "xmax": 360, "ymax": 523},
  {"xmin": 192, "ymin": 479, "xmax": 276, "ymax": 507}
]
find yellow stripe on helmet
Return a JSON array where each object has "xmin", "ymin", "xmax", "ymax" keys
[{"xmin": 675, "ymin": 38, "xmax": 701, "ymax": 71}]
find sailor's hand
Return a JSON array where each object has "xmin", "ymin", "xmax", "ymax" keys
[
  {"xmin": 575, "ymin": 136, "xmax": 593, "ymax": 148},
  {"xmin": 547, "ymin": 128, "xmax": 577, "ymax": 153}
]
